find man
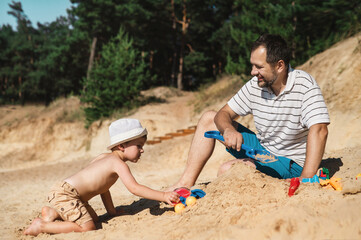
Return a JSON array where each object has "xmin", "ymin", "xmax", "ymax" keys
[{"xmin": 171, "ymin": 34, "xmax": 329, "ymax": 190}]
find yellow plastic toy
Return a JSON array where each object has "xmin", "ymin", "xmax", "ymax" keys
[
  {"xmin": 329, "ymin": 177, "xmax": 342, "ymax": 191},
  {"xmin": 319, "ymin": 177, "xmax": 342, "ymax": 191},
  {"xmin": 319, "ymin": 178, "xmax": 330, "ymax": 186}
]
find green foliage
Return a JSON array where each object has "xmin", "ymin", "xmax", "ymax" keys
[
  {"xmin": 0, "ymin": 1, "xmax": 87, "ymax": 105},
  {"xmin": 0, "ymin": 1, "xmax": 35, "ymax": 104},
  {"xmin": 181, "ymin": 0, "xmax": 235, "ymax": 87},
  {"xmin": 1, "ymin": 0, "xmax": 360, "ymax": 115},
  {"xmin": 293, "ymin": 0, "xmax": 361, "ymax": 65},
  {"xmin": 225, "ymin": 54, "xmax": 246, "ymax": 75},
  {"xmin": 27, "ymin": 17, "xmax": 76, "ymax": 104},
  {"xmin": 184, "ymin": 51, "xmax": 211, "ymax": 87},
  {"xmin": 81, "ymin": 28, "xmax": 150, "ymax": 126},
  {"xmin": 221, "ymin": 0, "xmax": 295, "ymax": 74}
]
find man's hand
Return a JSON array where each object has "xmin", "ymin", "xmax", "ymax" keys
[
  {"xmin": 223, "ymin": 128, "xmax": 244, "ymax": 151},
  {"xmin": 163, "ymin": 191, "xmax": 180, "ymax": 206},
  {"xmin": 214, "ymin": 104, "xmax": 242, "ymax": 151}
]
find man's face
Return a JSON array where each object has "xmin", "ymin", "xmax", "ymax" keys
[{"xmin": 250, "ymin": 46, "xmax": 278, "ymax": 88}]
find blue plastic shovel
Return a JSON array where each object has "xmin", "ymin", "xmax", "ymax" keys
[{"xmin": 204, "ymin": 130, "xmax": 278, "ymax": 164}]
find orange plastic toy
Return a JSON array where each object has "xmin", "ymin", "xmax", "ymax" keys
[
  {"xmin": 174, "ymin": 203, "xmax": 186, "ymax": 214},
  {"xmin": 186, "ymin": 196, "xmax": 197, "ymax": 206}
]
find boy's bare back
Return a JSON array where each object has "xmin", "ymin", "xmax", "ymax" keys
[{"xmin": 65, "ymin": 152, "xmax": 127, "ymax": 202}]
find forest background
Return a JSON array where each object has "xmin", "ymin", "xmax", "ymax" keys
[{"xmin": 1, "ymin": 0, "xmax": 360, "ymax": 126}]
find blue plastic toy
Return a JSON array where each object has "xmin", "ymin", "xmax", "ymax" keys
[
  {"xmin": 179, "ymin": 189, "xmax": 206, "ymax": 206},
  {"xmin": 301, "ymin": 174, "xmax": 320, "ymax": 183},
  {"xmin": 204, "ymin": 131, "xmax": 278, "ymax": 164}
]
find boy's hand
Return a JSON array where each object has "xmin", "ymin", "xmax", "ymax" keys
[
  {"xmin": 107, "ymin": 208, "xmax": 125, "ymax": 217},
  {"xmin": 163, "ymin": 191, "xmax": 180, "ymax": 206},
  {"xmin": 115, "ymin": 208, "xmax": 125, "ymax": 216}
]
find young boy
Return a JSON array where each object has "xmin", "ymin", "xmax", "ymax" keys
[{"xmin": 24, "ymin": 118, "xmax": 180, "ymax": 236}]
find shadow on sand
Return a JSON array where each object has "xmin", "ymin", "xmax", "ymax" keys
[
  {"xmin": 319, "ymin": 157, "xmax": 343, "ymax": 178},
  {"xmin": 96, "ymin": 198, "xmax": 173, "ymax": 229}
]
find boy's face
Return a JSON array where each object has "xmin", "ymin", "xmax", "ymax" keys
[{"xmin": 122, "ymin": 137, "xmax": 146, "ymax": 162}]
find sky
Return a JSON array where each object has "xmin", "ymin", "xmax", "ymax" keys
[{"xmin": 0, "ymin": 0, "xmax": 74, "ymax": 29}]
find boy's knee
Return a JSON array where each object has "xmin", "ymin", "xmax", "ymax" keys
[{"xmin": 81, "ymin": 220, "xmax": 96, "ymax": 232}]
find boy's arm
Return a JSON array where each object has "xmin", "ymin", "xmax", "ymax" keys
[
  {"xmin": 116, "ymin": 162, "xmax": 179, "ymax": 205},
  {"xmin": 100, "ymin": 190, "xmax": 118, "ymax": 216}
]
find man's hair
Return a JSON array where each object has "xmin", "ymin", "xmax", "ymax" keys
[{"xmin": 251, "ymin": 34, "xmax": 291, "ymax": 67}]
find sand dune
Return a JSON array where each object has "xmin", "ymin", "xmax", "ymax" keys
[{"xmin": 1, "ymin": 34, "xmax": 361, "ymax": 240}]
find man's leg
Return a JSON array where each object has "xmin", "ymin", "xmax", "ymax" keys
[{"xmin": 170, "ymin": 111, "xmax": 219, "ymax": 189}]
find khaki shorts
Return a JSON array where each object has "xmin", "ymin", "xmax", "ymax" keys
[{"xmin": 47, "ymin": 181, "xmax": 93, "ymax": 225}]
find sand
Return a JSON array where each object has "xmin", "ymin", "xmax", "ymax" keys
[{"xmin": 1, "ymin": 34, "xmax": 361, "ymax": 240}]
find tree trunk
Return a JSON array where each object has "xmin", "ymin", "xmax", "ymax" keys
[
  {"xmin": 176, "ymin": 0, "xmax": 188, "ymax": 90},
  {"xmin": 18, "ymin": 76, "xmax": 24, "ymax": 105},
  {"xmin": 86, "ymin": 36, "xmax": 97, "ymax": 81},
  {"xmin": 177, "ymin": 48, "xmax": 184, "ymax": 90},
  {"xmin": 177, "ymin": 26, "xmax": 185, "ymax": 90},
  {"xmin": 171, "ymin": 11, "xmax": 177, "ymax": 87},
  {"xmin": 292, "ymin": 1, "xmax": 297, "ymax": 59}
]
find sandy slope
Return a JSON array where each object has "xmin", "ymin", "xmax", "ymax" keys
[{"xmin": 1, "ymin": 34, "xmax": 361, "ymax": 240}]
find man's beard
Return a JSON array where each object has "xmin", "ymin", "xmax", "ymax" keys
[{"xmin": 257, "ymin": 76, "xmax": 277, "ymax": 88}]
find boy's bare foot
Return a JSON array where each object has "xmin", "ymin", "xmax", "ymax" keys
[
  {"xmin": 23, "ymin": 218, "xmax": 43, "ymax": 236},
  {"xmin": 41, "ymin": 206, "xmax": 59, "ymax": 222}
]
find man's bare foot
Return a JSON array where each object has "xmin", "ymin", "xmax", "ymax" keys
[
  {"xmin": 24, "ymin": 218, "xmax": 43, "ymax": 236},
  {"xmin": 41, "ymin": 206, "xmax": 59, "ymax": 222}
]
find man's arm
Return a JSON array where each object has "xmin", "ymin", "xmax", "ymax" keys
[
  {"xmin": 301, "ymin": 123, "xmax": 329, "ymax": 178},
  {"xmin": 214, "ymin": 104, "xmax": 243, "ymax": 151}
]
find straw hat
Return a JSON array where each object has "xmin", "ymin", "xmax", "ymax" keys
[{"xmin": 107, "ymin": 119, "xmax": 148, "ymax": 150}]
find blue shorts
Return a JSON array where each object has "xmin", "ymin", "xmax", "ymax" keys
[{"xmin": 226, "ymin": 123, "xmax": 303, "ymax": 179}]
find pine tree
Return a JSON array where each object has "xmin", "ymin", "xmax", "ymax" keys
[{"xmin": 81, "ymin": 28, "xmax": 150, "ymax": 126}]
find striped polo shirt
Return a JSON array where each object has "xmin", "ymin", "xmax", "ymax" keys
[{"xmin": 227, "ymin": 67, "xmax": 330, "ymax": 167}]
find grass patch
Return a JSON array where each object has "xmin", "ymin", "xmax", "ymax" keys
[
  {"xmin": 99, "ymin": 92, "xmax": 169, "ymax": 125},
  {"xmin": 56, "ymin": 108, "xmax": 85, "ymax": 123},
  {"xmin": 193, "ymin": 74, "xmax": 248, "ymax": 113},
  {"xmin": 353, "ymin": 35, "xmax": 361, "ymax": 54},
  {"xmin": 50, "ymin": 96, "xmax": 86, "ymax": 124}
]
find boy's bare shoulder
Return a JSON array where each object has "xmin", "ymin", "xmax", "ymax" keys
[
  {"xmin": 91, "ymin": 152, "xmax": 126, "ymax": 166},
  {"xmin": 90, "ymin": 153, "xmax": 106, "ymax": 163}
]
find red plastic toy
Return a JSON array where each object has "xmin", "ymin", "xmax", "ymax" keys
[
  {"xmin": 174, "ymin": 187, "xmax": 191, "ymax": 198},
  {"xmin": 288, "ymin": 177, "xmax": 300, "ymax": 197}
]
